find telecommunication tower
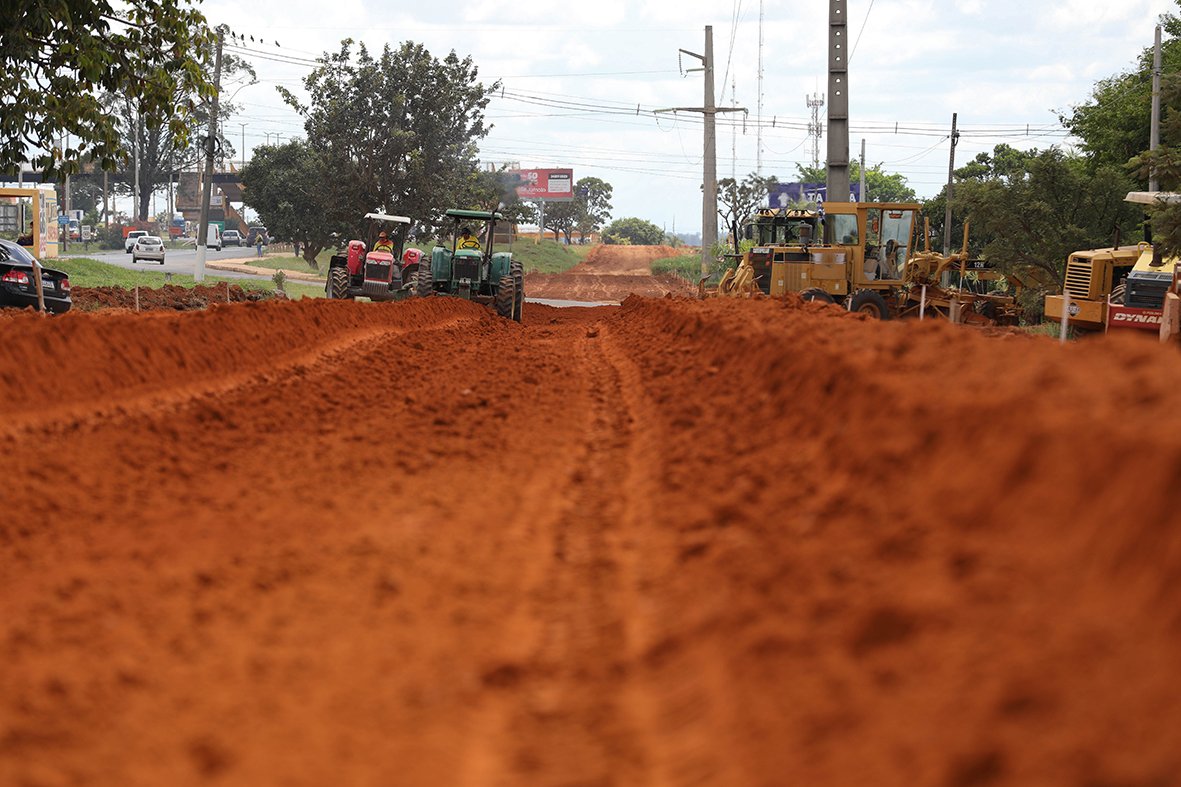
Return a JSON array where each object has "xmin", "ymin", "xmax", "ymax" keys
[{"xmin": 806, "ymin": 93, "xmax": 825, "ymax": 170}]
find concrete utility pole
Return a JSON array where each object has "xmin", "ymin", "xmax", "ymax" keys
[
  {"xmin": 239, "ymin": 122, "xmax": 247, "ymax": 170},
  {"xmin": 657, "ymin": 26, "xmax": 746, "ymax": 276},
  {"xmin": 943, "ymin": 112, "xmax": 960, "ymax": 255},
  {"xmin": 63, "ymin": 134, "xmax": 70, "ymax": 251},
  {"xmin": 826, "ymin": 0, "xmax": 850, "ymax": 203},
  {"xmin": 196, "ymin": 26, "xmax": 224, "ymax": 282},
  {"xmin": 1150, "ymin": 24, "xmax": 1162, "ymax": 193},
  {"xmin": 757, "ymin": 0, "xmax": 765, "ymax": 175}
]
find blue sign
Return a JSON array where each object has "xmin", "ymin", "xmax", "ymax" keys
[{"xmin": 769, "ymin": 182, "xmax": 861, "ymax": 207}]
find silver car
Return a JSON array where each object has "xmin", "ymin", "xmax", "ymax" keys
[{"xmin": 132, "ymin": 235, "xmax": 166, "ymax": 264}]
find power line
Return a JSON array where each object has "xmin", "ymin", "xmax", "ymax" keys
[{"xmin": 849, "ymin": 0, "xmax": 876, "ymax": 64}]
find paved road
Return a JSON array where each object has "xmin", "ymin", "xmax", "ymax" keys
[{"xmin": 61, "ymin": 244, "xmax": 275, "ymax": 280}]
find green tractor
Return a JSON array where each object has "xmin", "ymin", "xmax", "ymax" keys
[{"xmin": 416, "ymin": 209, "xmax": 523, "ymax": 322}]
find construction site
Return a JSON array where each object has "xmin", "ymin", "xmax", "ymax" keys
[{"xmin": 1, "ymin": 241, "xmax": 1180, "ymax": 785}]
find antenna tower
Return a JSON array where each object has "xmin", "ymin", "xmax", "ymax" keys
[{"xmin": 807, "ymin": 92, "xmax": 825, "ymax": 170}]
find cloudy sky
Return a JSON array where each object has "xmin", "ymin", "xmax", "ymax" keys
[{"xmin": 202, "ymin": 0, "xmax": 1176, "ymax": 234}]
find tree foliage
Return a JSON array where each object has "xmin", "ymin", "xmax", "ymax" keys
[
  {"xmin": 718, "ymin": 173, "xmax": 777, "ymax": 252},
  {"xmin": 602, "ymin": 217, "xmax": 665, "ymax": 246},
  {"xmin": 240, "ymin": 141, "xmax": 335, "ymax": 269},
  {"xmin": 795, "ymin": 162, "xmax": 917, "ymax": 203},
  {"xmin": 279, "ymin": 39, "xmax": 495, "ymax": 237},
  {"xmin": 1, "ymin": 0, "xmax": 214, "ymax": 176},
  {"xmin": 541, "ymin": 176, "xmax": 614, "ymax": 243},
  {"xmin": 930, "ymin": 145, "xmax": 1138, "ymax": 303}
]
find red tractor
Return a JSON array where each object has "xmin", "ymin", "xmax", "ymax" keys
[{"xmin": 326, "ymin": 212, "xmax": 424, "ymax": 301}]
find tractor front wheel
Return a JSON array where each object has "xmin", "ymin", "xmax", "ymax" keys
[
  {"xmin": 328, "ymin": 267, "xmax": 351, "ymax": 300},
  {"xmin": 495, "ymin": 276, "xmax": 516, "ymax": 319},
  {"xmin": 415, "ymin": 264, "xmax": 434, "ymax": 298}
]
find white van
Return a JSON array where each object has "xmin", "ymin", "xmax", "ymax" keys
[{"xmin": 206, "ymin": 223, "xmax": 222, "ymax": 251}]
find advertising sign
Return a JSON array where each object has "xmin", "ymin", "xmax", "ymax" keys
[
  {"xmin": 506, "ymin": 168, "xmax": 575, "ymax": 202},
  {"xmin": 769, "ymin": 182, "xmax": 861, "ymax": 207}
]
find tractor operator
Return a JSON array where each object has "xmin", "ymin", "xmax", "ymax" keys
[
  {"xmin": 458, "ymin": 226, "xmax": 481, "ymax": 250},
  {"xmin": 374, "ymin": 230, "xmax": 394, "ymax": 253}
]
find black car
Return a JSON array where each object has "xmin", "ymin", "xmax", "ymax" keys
[{"xmin": 0, "ymin": 239, "xmax": 72, "ymax": 314}]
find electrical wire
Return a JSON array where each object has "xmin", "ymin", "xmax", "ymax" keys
[{"xmin": 849, "ymin": 0, "xmax": 876, "ymax": 64}]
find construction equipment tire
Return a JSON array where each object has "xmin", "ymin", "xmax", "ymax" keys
[
  {"xmin": 511, "ymin": 260, "xmax": 524, "ymax": 322},
  {"xmin": 495, "ymin": 276, "xmax": 516, "ymax": 319},
  {"xmin": 415, "ymin": 263, "xmax": 434, "ymax": 298},
  {"xmin": 800, "ymin": 287, "xmax": 835, "ymax": 304},
  {"xmin": 848, "ymin": 289, "xmax": 891, "ymax": 320},
  {"xmin": 328, "ymin": 266, "xmax": 351, "ymax": 300}
]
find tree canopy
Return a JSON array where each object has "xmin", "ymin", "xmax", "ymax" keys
[
  {"xmin": 541, "ymin": 176, "xmax": 615, "ymax": 243},
  {"xmin": 718, "ymin": 173, "xmax": 777, "ymax": 252},
  {"xmin": 239, "ymin": 140, "xmax": 335, "ymax": 269},
  {"xmin": 1, "ymin": 0, "xmax": 214, "ymax": 175},
  {"xmin": 603, "ymin": 217, "xmax": 665, "ymax": 246},
  {"xmin": 795, "ymin": 163, "xmax": 917, "ymax": 203},
  {"xmin": 279, "ymin": 39, "xmax": 495, "ymax": 236}
]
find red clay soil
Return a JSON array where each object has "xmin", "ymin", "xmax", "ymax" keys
[
  {"xmin": 525, "ymin": 244, "xmax": 696, "ymax": 301},
  {"xmin": 70, "ymin": 283, "xmax": 270, "ymax": 312},
  {"xmin": 1, "ymin": 295, "xmax": 1180, "ymax": 786}
]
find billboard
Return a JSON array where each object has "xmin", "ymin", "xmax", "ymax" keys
[
  {"xmin": 505, "ymin": 168, "xmax": 575, "ymax": 202},
  {"xmin": 769, "ymin": 182, "xmax": 861, "ymax": 207}
]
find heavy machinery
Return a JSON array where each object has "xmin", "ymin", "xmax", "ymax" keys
[
  {"xmin": 421, "ymin": 209, "xmax": 523, "ymax": 322},
  {"xmin": 326, "ymin": 212, "xmax": 425, "ymax": 301},
  {"xmin": 1044, "ymin": 193, "xmax": 1180, "ymax": 335},
  {"xmin": 705, "ymin": 202, "xmax": 1020, "ymax": 324}
]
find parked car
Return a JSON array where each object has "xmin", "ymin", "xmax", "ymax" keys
[
  {"xmin": 222, "ymin": 229, "xmax": 244, "ymax": 246},
  {"xmin": 132, "ymin": 235, "xmax": 166, "ymax": 265},
  {"xmin": 0, "ymin": 239, "xmax": 72, "ymax": 314},
  {"xmin": 125, "ymin": 230, "xmax": 148, "ymax": 253}
]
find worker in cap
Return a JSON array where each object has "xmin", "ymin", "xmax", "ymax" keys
[
  {"xmin": 458, "ymin": 226, "xmax": 481, "ymax": 250},
  {"xmin": 374, "ymin": 229, "xmax": 394, "ymax": 253}
]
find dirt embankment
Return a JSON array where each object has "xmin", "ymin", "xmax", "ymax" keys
[
  {"xmin": 1, "ymin": 295, "xmax": 1180, "ymax": 786},
  {"xmin": 70, "ymin": 283, "xmax": 273, "ymax": 312},
  {"xmin": 525, "ymin": 244, "xmax": 696, "ymax": 301}
]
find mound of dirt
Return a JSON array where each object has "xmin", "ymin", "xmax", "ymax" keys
[
  {"xmin": 1, "ymin": 294, "xmax": 1179, "ymax": 786},
  {"xmin": 526, "ymin": 244, "xmax": 696, "ymax": 301},
  {"xmin": 71, "ymin": 283, "xmax": 273, "ymax": 312}
]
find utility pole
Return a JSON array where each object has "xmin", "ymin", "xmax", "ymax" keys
[
  {"xmin": 131, "ymin": 117, "xmax": 139, "ymax": 222},
  {"xmin": 859, "ymin": 138, "xmax": 867, "ymax": 202},
  {"xmin": 196, "ymin": 26, "xmax": 224, "ymax": 282},
  {"xmin": 943, "ymin": 112, "xmax": 959, "ymax": 255},
  {"xmin": 757, "ymin": 0, "xmax": 764, "ymax": 175},
  {"xmin": 239, "ymin": 122, "xmax": 247, "ymax": 170},
  {"xmin": 658, "ymin": 26, "xmax": 746, "ymax": 276},
  {"xmin": 103, "ymin": 170, "xmax": 109, "ymax": 227},
  {"xmin": 1150, "ymin": 24, "xmax": 1162, "ymax": 193},
  {"xmin": 63, "ymin": 134, "xmax": 70, "ymax": 251},
  {"xmin": 826, "ymin": 0, "xmax": 850, "ymax": 203}
]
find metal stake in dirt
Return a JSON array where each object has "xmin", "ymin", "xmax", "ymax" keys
[
  {"xmin": 135, "ymin": 285, "xmax": 140, "ymax": 313},
  {"xmin": 920, "ymin": 284, "xmax": 927, "ymax": 320},
  {"xmin": 1060, "ymin": 290, "xmax": 1070, "ymax": 344}
]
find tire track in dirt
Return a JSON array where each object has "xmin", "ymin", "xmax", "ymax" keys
[{"xmin": 525, "ymin": 245, "xmax": 696, "ymax": 301}]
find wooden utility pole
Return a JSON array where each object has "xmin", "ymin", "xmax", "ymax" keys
[
  {"xmin": 196, "ymin": 27, "xmax": 224, "ymax": 282},
  {"xmin": 826, "ymin": 0, "xmax": 850, "ymax": 203},
  {"xmin": 943, "ymin": 112, "xmax": 959, "ymax": 255},
  {"xmin": 657, "ymin": 26, "xmax": 746, "ymax": 276}
]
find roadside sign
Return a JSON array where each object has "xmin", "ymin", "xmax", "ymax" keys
[
  {"xmin": 506, "ymin": 168, "xmax": 575, "ymax": 202},
  {"xmin": 81, "ymin": 224, "xmax": 92, "ymax": 241},
  {"xmin": 770, "ymin": 182, "xmax": 861, "ymax": 207}
]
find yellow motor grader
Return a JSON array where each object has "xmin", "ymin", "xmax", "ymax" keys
[{"xmin": 701, "ymin": 202, "xmax": 1021, "ymax": 325}]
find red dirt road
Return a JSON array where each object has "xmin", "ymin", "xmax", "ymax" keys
[
  {"xmin": 525, "ymin": 245, "xmax": 696, "ymax": 301},
  {"xmin": 2, "ymin": 296, "xmax": 1180, "ymax": 786}
]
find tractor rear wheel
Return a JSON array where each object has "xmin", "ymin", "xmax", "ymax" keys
[
  {"xmin": 328, "ymin": 266, "xmax": 351, "ymax": 300},
  {"xmin": 415, "ymin": 263, "xmax": 433, "ymax": 298},
  {"xmin": 848, "ymin": 289, "xmax": 891, "ymax": 319},
  {"xmin": 495, "ymin": 276, "xmax": 516, "ymax": 319},
  {"xmin": 510, "ymin": 260, "xmax": 524, "ymax": 322},
  {"xmin": 800, "ymin": 287, "xmax": 835, "ymax": 304}
]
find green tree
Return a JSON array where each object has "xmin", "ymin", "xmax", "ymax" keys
[
  {"xmin": 1064, "ymin": 5, "xmax": 1181, "ymax": 174},
  {"xmin": 280, "ymin": 39, "xmax": 494, "ymax": 236},
  {"xmin": 1, "ymin": 0, "xmax": 214, "ymax": 176},
  {"xmin": 929, "ymin": 145, "xmax": 1138, "ymax": 320},
  {"xmin": 718, "ymin": 172, "xmax": 777, "ymax": 252},
  {"xmin": 575, "ymin": 176, "xmax": 613, "ymax": 241},
  {"xmin": 603, "ymin": 217, "xmax": 664, "ymax": 246},
  {"xmin": 795, "ymin": 162, "xmax": 916, "ymax": 202},
  {"xmin": 240, "ymin": 140, "xmax": 335, "ymax": 270}
]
